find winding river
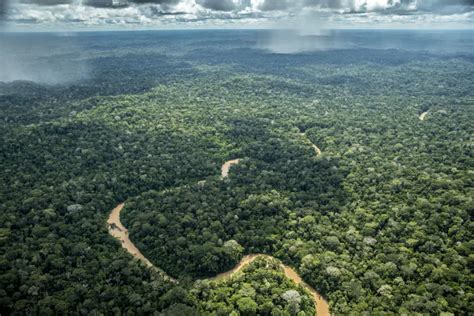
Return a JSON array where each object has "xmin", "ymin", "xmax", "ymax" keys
[
  {"xmin": 212, "ymin": 254, "xmax": 330, "ymax": 316},
  {"xmin": 300, "ymin": 132, "xmax": 322, "ymax": 156},
  {"xmin": 107, "ymin": 156, "xmax": 330, "ymax": 315},
  {"xmin": 107, "ymin": 203, "xmax": 177, "ymax": 282},
  {"xmin": 221, "ymin": 158, "xmax": 241, "ymax": 178}
]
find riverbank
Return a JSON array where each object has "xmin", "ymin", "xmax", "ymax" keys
[{"xmin": 212, "ymin": 254, "xmax": 330, "ymax": 316}]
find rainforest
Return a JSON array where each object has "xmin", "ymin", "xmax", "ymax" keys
[{"xmin": 0, "ymin": 30, "xmax": 473, "ymax": 315}]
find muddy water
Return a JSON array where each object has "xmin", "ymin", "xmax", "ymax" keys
[
  {"xmin": 107, "ymin": 203, "xmax": 154, "ymax": 268},
  {"xmin": 311, "ymin": 143, "xmax": 322, "ymax": 156},
  {"xmin": 221, "ymin": 158, "xmax": 240, "ymax": 178},
  {"xmin": 300, "ymin": 132, "xmax": 322, "ymax": 156},
  {"xmin": 107, "ymin": 203, "xmax": 176, "ymax": 282},
  {"xmin": 212, "ymin": 254, "xmax": 330, "ymax": 316},
  {"xmin": 211, "ymin": 254, "xmax": 261, "ymax": 280},
  {"xmin": 282, "ymin": 263, "xmax": 330, "ymax": 316}
]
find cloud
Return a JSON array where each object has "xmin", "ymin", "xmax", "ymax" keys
[
  {"xmin": 0, "ymin": 33, "xmax": 90, "ymax": 83},
  {"xmin": 258, "ymin": 0, "xmax": 289, "ymax": 11},
  {"xmin": 256, "ymin": 0, "xmax": 474, "ymax": 12},
  {"xmin": 19, "ymin": 0, "xmax": 73, "ymax": 4},
  {"xmin": 197, "ymin": 0, "xmax": 236, "ymax": 11},
  {"xmin": 2, "ymin": 0, "xmax": 473, "ymax": 28},
  {"xmin": 0, "ymin": 1, "xmax": 7, "ymax": 19},
  {"xmin": 131, "ymin": 0, "xmax": 180, "ymax": 3}
]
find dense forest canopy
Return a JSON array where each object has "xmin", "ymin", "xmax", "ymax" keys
[{"xmin": 0, "ymin": 30, "xmax": 473, "ymax": 315}]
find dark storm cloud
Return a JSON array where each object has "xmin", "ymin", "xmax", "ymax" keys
[
  {"xmin": 18, "ymin": 0, "xmax": 72, "ymax": 4},
  {"xmin": 0, "ymin": 1, "xmax": 6, "ymax": 21},
  {"xmin": 131, "ymin": 0, "xmax": 179, "ymax": 3},
  {"xmin": 197, "ymin": 0, "xmax": 236, "ymax": 11},
  {"xmin": 130, "ymin": 0, "xmax": 180, "ymax": 6},
  {"xmin": 147, "ymin": 6, "xmax": 186, "ymax": 16},
  {"xmin": 259, "ymin": 0, "xmax": 289, "ymax": 11},
  {"xmin": 83, "ymin": 0, "xmax": 127, "ymax": 8}
]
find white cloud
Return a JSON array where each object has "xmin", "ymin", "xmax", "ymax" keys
[{"xmin": 3, "ymin": 0, "xmax": 474, "ymax": 30}]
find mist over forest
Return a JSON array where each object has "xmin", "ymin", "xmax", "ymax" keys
[{"xmin": 1, "ymin": 29, "xmax": 473, "ymax": 85}]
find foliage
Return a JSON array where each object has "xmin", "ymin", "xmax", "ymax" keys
[
  {"xmin": 1, "ymin": 30, "xmax": 473, "ymax": 315},
  {"xmin": 191, "ymin": 257, "xmax": 316, "ymax": 315}
]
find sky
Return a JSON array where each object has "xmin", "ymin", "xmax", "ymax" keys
[{"xmin": 1, "ymin": 0, "xmax": 474, "ymax": 31}]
